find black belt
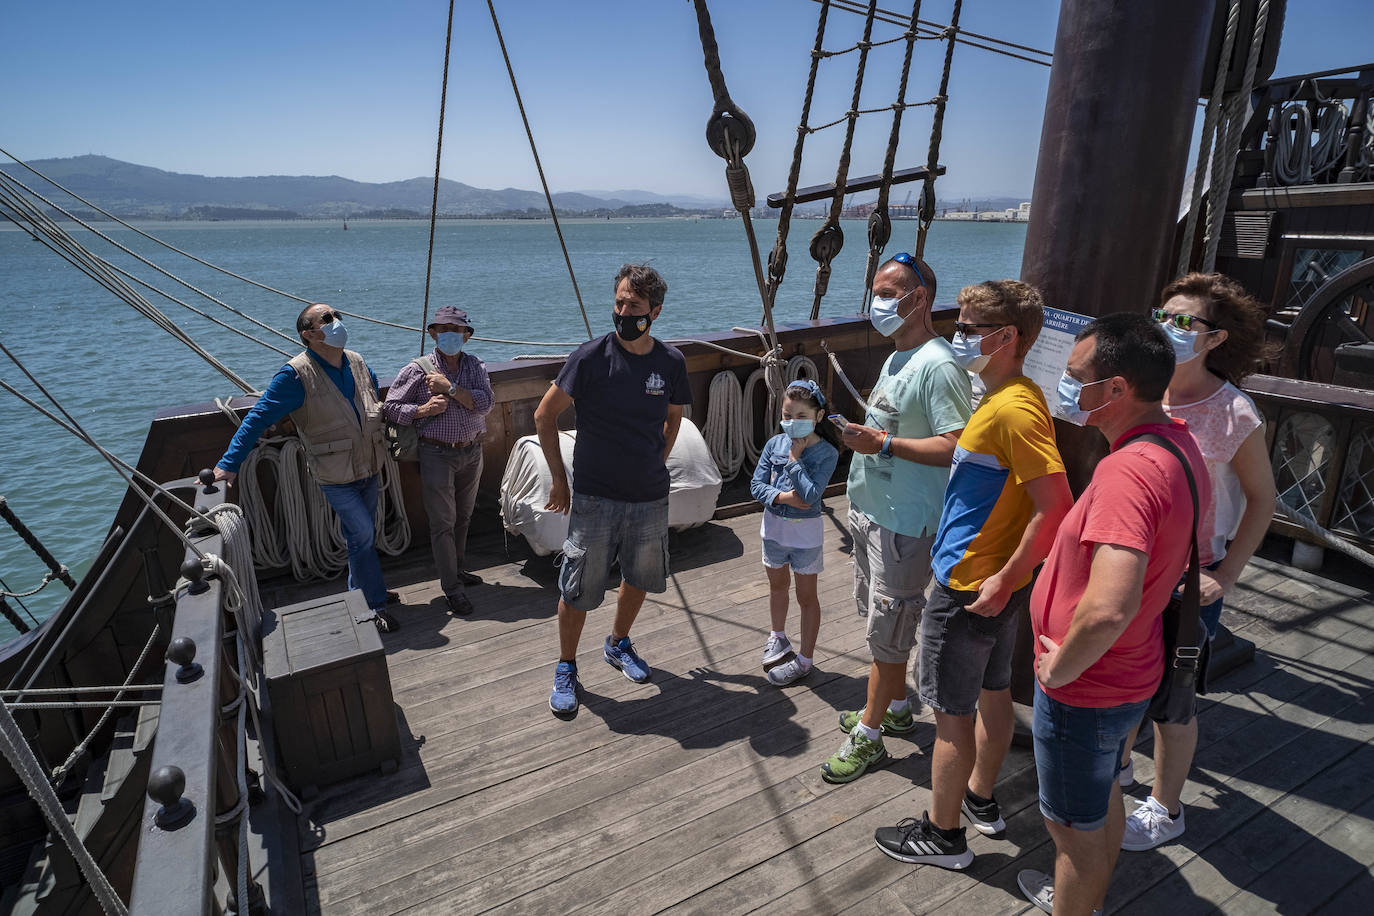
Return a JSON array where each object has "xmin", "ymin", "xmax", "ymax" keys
[{"xmin": 420, "ymin": 437, "xmax": 479, "ymax": 450}]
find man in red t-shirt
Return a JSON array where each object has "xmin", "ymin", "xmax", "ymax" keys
[{"xmin": 1017, "ymin": 313, "xmax": 1210, "ymax": 916}]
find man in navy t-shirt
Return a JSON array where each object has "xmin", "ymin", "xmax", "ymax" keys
[{"xmin": 534, "ymin": 263, "xmax": 692, "ymax": 717}]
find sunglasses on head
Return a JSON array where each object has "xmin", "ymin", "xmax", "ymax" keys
[
  {"xmin": 1151, "ymin": 307, "xmax": 1217, "ymax": 332},
  {"xmin": 890, "ymin": 252, "xmax": 927, "ymax": 290}
]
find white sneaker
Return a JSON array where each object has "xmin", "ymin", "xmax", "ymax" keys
[
  {"xmin": 1017, "ymin": 869, "xmax": 1054, "ymax": 913},
  {"xmin": 1118, "ymin": 755, "xmax": 1135, "ymax": 787},
  {"xmin": 1122, "ymin": 796, "xmax": 1186, "ymax": 851}
]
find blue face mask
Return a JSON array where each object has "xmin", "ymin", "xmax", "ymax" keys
[
  {"xmin": 435, "ymin": 331, "xmax": 466, "ymax": 356},
  {"xmin": 869, "ymin": 291, "xmax": 911, "ymax": 337},
  {"xmin": 1055, "ymin": 372, "xmax": 1110, "ymax": 426},
  {"xmin": 780, "ymin": 418, "xmax": 815, "ymax": 440},
  {"xmin": 1160, "ymin": 321, "xmax": 1205, "ymax": 365},
  {"xmin": 320, "ymin": 319, "xmax": 347, "ymax": 348}
]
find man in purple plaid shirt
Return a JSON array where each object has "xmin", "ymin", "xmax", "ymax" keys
[{"xmin": 382, "ymin": 305, "xmax": 494, "ymax": 616}]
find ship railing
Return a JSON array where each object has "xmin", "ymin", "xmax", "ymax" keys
[
  {"xmin": 1235, "ymin": 64, "xmax": 1374, "ymax": 192},
  {"xmin": 127, "ymin": 475, "xmax": 264, "ymax": 916},
  {"xmin": 1244, "ymin": 373, "xmax": 1374, "ymax": 555}
]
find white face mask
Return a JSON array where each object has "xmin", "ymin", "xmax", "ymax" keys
[
  {"xmin": 951, "ymin": 328, "xmax": 1011, "ymax": 373},
  {"xmin": 869, "ymin": 290, "xmax": 912, "ymax": 337}
]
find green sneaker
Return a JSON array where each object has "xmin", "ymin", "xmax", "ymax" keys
[
  {"xmin": 838, "ymin": 705, "xmax": 917, "ymax": 736},
  {"xmin": 821, "ymin": 728, "xmax": 889, "ymax": 784}
]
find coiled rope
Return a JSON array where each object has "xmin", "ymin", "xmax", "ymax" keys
[{"xmin": 1269, "ymin": 87, "xmax": 1351, "ymax": 186}]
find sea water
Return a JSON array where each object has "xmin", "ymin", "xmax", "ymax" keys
[{"xmin": 0, "ymin": 217, "xmax": 1026, "ymax": 639}]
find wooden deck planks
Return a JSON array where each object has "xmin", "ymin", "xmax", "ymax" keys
[{"xmin": 292, "ymin": 501, "xmax": 1374, "ymax": 915}]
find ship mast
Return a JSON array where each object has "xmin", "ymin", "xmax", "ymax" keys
[{"xmin": 1020, "ymin": 0, "xmax": 1214, "ymax": 492}]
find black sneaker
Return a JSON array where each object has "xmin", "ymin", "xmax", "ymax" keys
[
  {"xmin": 385, "ymin": 590, "xmax": 402, "ymax": 605},
  {"xmin": 373, "ymin": 609, "xmax": 401, "ymax": 632},
  {"xmin": 455, "ymin": 569, "xmax": 483, "ymax": 587},
  {"xmin": 446, "ymin": 593, "xmax": 474, "ymax": 617},
  {"xmin": 874, "ymin": 812, "xmax": 974, "ymax": 869},
  {"xmin": 961, "ymin": 789, "xmax": 1006, "ymax": 837}
]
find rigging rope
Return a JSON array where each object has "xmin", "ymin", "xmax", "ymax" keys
[
  {"xmin": 419, "ymin": 0, "xmax": 456, "ymax": 353},
  {"xmin": 764, "ymin": 0, "xmax": 832, "ymax": 317},
  {"xmin": 1203, "ymin": 0, "xmax": 1272, "ymax": 272},
  {"xmin": 1178, "ymin": 0, "xmax": 1241, "ymax": 277},
  {"xmin": 915, "ymin": 0, "xmax": 962, "ymax": 259},
  {"xmin": 0, "ymin": 169, "xmax": 299, "ymax": 352},
  {"xmin": 0, "ymin": 699, "xmax": 127, "ymax": 916},
  {"xmin": 487, "ymin": 0, "xmax": 593, "ymax": 340},
  {"xmin": 818, "ymin": 0, "xmax": 1051, "ymax": 67},
  {"xmin": 863, "ymin": 1, "xmax": 924, "ymax": 310},
  {"xmin": 47, "ymin": 623, "xmax": 161, "ymax": 786},
  {"xmin": 809, "ymin": 0, "xmax": 879, "ymax": 320},
  {"xmin": 0, "ymin": 183, "xmax": 257, "ymax": 393}
]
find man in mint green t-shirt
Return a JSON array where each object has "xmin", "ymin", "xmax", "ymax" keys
[{"xmin": 821, "ymin": 253, "xmax": 972, "ymax": 784}]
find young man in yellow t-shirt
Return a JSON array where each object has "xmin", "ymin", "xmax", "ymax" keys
[{"xmin": 874, "ymin": 280, "xmax": 1073, "ymax": 869}]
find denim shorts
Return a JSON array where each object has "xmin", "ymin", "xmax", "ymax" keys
[
  {"xmin": 1033, "ymin": 683, "xmax": 1150, "ymax": 831},
  {"xmin": 917, "ymin": 580, "xmax": 1029, "ymax": 716},
  {"xmin": 557, "ymin": 493, "xmax": 669, "ymax": 612},
  {"xmin": 761, "ymin": 538, "xmax": 824, "ymax": 575}
]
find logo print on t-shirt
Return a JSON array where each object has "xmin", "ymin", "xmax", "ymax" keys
[{"xmin": 645, "ymin": 371, "xmax": 666, "ymax": 396}]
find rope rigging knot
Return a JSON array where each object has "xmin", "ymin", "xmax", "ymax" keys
[{"xmin": 724, "ymin": 162, "xmax": 756, "ymax": 213}]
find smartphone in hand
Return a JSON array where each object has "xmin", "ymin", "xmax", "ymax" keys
[{"xmin": 827, "ymin": 414, "xmax": 849, "ymax": 429}]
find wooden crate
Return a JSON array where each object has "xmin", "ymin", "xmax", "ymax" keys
[{"xmin": 262, "ymin": 591, "xmax": 400, "ymax": 797}]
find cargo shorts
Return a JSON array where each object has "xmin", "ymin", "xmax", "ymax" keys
[{"xmin": 850, "ymin": 507, "xmax": 935, "ymax": 665}]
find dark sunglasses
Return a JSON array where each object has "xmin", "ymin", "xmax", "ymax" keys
[
  {"xmin": 314, "ymin": 310, "xmax": 342, "ymax": 327},
  {"xmin": 890, "ymin": 252, "xmax": 927, "ymax": 290},
  {"xmin": 953, "ymin": 322, "xmax": 1006, "ymax": 338},
  {"xmin": 1151, "ymin": 307, "xmax": 1217, "ymax": 331}
]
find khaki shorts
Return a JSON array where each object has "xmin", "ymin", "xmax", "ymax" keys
[{"xmin": 851, "ymin": 507, "xmax": 935, "ymax": 665}]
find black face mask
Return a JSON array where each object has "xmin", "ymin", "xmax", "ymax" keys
[{"xmin": 613, "ymin": 309, "xmax": 652, "ymax": 342}]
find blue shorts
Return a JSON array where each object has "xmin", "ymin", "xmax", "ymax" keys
[
  {"xmin": 761, "ymin": 538, "xmax": 823, "ymax": 575},
  {"xmin": 557, "ymin": 493, "xmax": 669, "ymax": 612},
  {"xmin": 1033, "ymin": 683, "xmax": 1150, "ymax": 831}
]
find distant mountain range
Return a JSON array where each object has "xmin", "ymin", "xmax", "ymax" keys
[
  {"xmin": 0, "ymin": 156, "xmax": 1027, "ymax": 221},
  {"xmin": 0, "ymin": 156, "xmax": 732, "ymax": 220}
]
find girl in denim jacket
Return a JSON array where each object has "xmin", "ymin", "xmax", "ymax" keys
[{"xmin": 749, "ymin": 380, "xmax": 841, "ymax": 686}]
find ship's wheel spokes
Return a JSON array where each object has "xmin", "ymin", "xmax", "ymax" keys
[{"xmin": 1278, "ymin": 256, "xmax": 1374, "ymax": 384}]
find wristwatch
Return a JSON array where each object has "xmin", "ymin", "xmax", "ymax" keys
[
  {"xmin": 879, "ymin": 432, "xmax": 894, "ymax": 458},
  {"xmin": 446, "ymin": 382, "xmax": 458, "ymax": 399}
]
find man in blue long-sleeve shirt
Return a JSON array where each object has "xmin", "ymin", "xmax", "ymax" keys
[{"xmin": 214, "ymin": 303, "xmax": 400, "ymax": 632}]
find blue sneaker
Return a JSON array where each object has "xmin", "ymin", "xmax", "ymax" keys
[
  {"xmin": 549, "ymin": 661, "xmax": 580, "ymax": 716},
  {"xmin": 604, "ymin": 635, "xmax": 651, "ymax": 683}
]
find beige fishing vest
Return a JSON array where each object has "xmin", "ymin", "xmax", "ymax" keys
[{"xmin": 286, "ymin": 349, "xmax": 387, "ymax": 485}]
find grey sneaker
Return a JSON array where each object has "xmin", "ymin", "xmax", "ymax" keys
[
  {"xmin": 1017, "ymin": 869, "xmax": 1054, "ymax": 914},
  {"xmin": 766, "ymin": 656, "xmax": 810, "ymax": 686},
  {"xmin": 1122, "ymin": 796, "xmax": 1185, "ymax": 851},
  {"xmin": 762, "ymin": 633, "xmax": 794, "ymax": 669}
]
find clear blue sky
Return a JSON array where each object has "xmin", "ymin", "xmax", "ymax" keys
[{"xmin": 2, "ymin": 1, "xmax": 1369, "ymax": 200}]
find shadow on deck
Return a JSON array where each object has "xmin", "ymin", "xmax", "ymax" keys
[{"xmin": 282, "ymin": 499, "xmax": 1374, "ymax": 915}]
